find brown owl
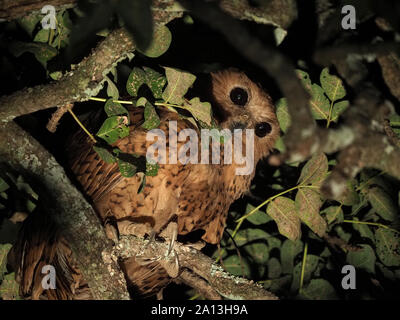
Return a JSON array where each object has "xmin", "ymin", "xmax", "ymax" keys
[{"xmin": 9, "ymin": 69, "xmax": 279, "ymax": 299}]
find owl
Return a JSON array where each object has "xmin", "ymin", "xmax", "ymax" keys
[{"xmin": 9, "ymin": 69, "xmax": 279, "ymax": 299}]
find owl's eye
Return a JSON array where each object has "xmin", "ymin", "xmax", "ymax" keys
[
  {"xmin": 230, "ymin": 87, "xmax": 248, "ymax": 106},
  {"xmin": 255, "ymin": 122, "xmax": 272, "ymax": 137}
]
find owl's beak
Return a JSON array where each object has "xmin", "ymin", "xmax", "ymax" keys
[
  {"xmin": 230, "ymin": 121, "xmax": 247, "ymax": 131},
  {"xmin": 229, "ymin": 114, "xmax": 250, "ymax": 131}
]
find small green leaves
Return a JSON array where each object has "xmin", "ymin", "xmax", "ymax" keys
[
  {"xmin": 117, "ymin": 158, "xmax": 137, "ymax": 178},
  {"xmin": 299, "ymin": 279, "xmax": 337, "ymax": 300},
  {"xmin": 346, "ymin": 244, "xmax": 376, "ymax": 273},
  {"xmin": 281, "ymin": 239, "xmax": 303, "ymax": 274},
  {"xmin": 9, "ymin": 41, "xmax": 57, "ymax": 68},
  {"xmin": 142, "ymin": 101, "xmax": 161, "ymax": 130},
  {"xmin": 126, "ymin": 67, "xmax": 166, "ymax": 99},
  {"xmin": 298, "ymin": 152, "xmax": 329, "ymax": 186},
  {"xmin": 145, "ymin": 161, "xmax": 159, "ymax": 176},
  {"xmin": 234, "ymin": 228, "xmax": 270, "ymax": 247},
  {"xmin": 127, "ymin": 67, "xmax": 147, "ymax": 97},
  {"xmin": 162, "ymin": 67, "xmax": 196, "ymax": 104},
  {"xmin": 143, "ymin": 67, "xmax": 167, "ymax": 99},
  {"xmin": 0, "ymin": 244, "xmax": 12, "ymax": 281},
  {"xmin": 375, "ymin": 228, "xmax": 400, "ymax": 267},
  {"xmin": 137, "ymin": 25, "xmax": 172, "ymax": 58},
  {"xmin": 17, "ymin": 14, "xmax": 41, "ymax": 37},
  {"xmin": 223, "ymin": 255, "xmax": 251, "ymax": 277},
  {"xmin": 185, "ymin": 97, "xmax": 212, "ymax": 127},
  {"xmin": 320, "ymin": 68, "xmax": 346, "ymax": 102},
  {"xmin": 267, "ymin": 197, "xmax": 301, "ymax": 241},
  {"xmin": 245, "ymin": 204, "xmax": 272, "ymax": 225},
  {"xmin": 309, "ymin": 84, "xmax": 330, "ymax": 120},
  {"xmin": 96, "ymin": 116, "xmax": 130, "ymax": 144},
  {"xmin": 296, "ymin": 68, "xmax": 348, "ymax": 125},
  {"xmin": 295, "ymin": 188, "xmax": 326, "ymax": 237},
  {"xmin": 276, "ymin": 98, "xmax": 291, "ymax": 133},
  {"xmin": 0, "ymin": 273, "xmax": 20, "ymax": 300},
  {"xmin": 104, "ymin": 99, "xmax": 129, "ymax": 117},
  {"xmin": 105, "ymin": 76, "xmax": 120, "ymax": 99},
  {"xmin": 321, "ymin": 206, "xmax": 343, "ymax": 225},
  {"xmin": 367, "ymin": 187, "xmax": 398, "ymax": 222}
]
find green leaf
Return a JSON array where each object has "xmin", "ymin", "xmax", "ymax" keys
[
  {"xmin": 367, "ymin": 187, "xmax": 397, "ymax": 221},
  {"xmin": 117, "ymin": 0, "xmax": 153, "ymax": 50},
  {"xmin": 146, "ymin": 161, "xmax": 159, "ymax": 176},
  {"xmin": 330, "ymin": 100, "xmax": 349, "ymax": 122},
  {"xmin": 276, "ymin": 98, "xmax": 291, "ymax": 133},
  {"xmin": 243, "ymin": 242, "xmax": 269, "ymax": 264},
  {"xmin": 321, "ymin": 206, "xmax": 343, "ymax": 225},
  {"xmin": 291, "ymin": 255, "xmax": 320, "ymax": 292},
  {"xmin": 0, "ymin": 273, "xmax": 20, "ymax": 300},
  {"xmin": 33, "ymin": 29, "xmax": 50, "ymax": 43},
  {"xmin": 245, "ymin": 203, "xmax": 272, "ymax": 225},
  {"xmin": 296, "ymin": 69, "xmax": 312, "ymax": 90},
  {"xmin": 137, "ymin": 25, "xmax": 172, "ymax": 58},
  {"xmin": 296, "ymin": 188, "xmax": 326, "ymax": 237},
  {"xmin": 17, "ymin": 14, "xmax": 41, "ymax": 37},
  {"xmin": 0, "ymin": 244, "xmax": 12, "ymax": 281},
  {"xmin": 335, "ymin": 179, "xmax": 360, "ymax": 206},
  {"xmin": 143, "ymin": 67, "xmax": 167, "ymax": 99},
  {"xmin": 223, "ymin": 255, "xmax": 251, "ymax": 278},
  {"xmin": 93, "ymin": 146, "xmax": 116, "ymax": 164},
  {"xmin": 162, "ymin": 67, "xmax": 196, "ymax": 105},
  {"xmin": 334, "ymin": 225, "xmax": 352, "ymax": 242},
  {"xmin": 49, "ymin": 71, "xmax": 62, "ymax": 80},
  {"xmin": 352, "ymin": 218, "xmax": 375, "ymax": 242},
  {"xmin": 389, "ymin": 114, "xmax": 400, "ymax": 127},
  {"xmin": 105, "ymin": 76, "xmax": 120, "ymax": 99},
  {"xmin": 126, "ymin": 67, "xmax": 147, "ymax": 97},
  {"xmin": 9, "ymin": 41, "xmax": 58, "ymax": 68},
  {"xmin": 266, "ymin": 196, "xmax": 301, "ymax": 241},
  {"xmin": 267, "ymin": 257, "xmax": 282, "ymax": 279},
  {"xmin": 281, "ymin": 239, "xmax": 304, "ymax": 274},
  {"xmin": 274, "ymin": 136, "xmax": 286, "ymax": 153},
  {"xmin": 185, "ymin": 97, "xmax": 212, "ymax": 127},
  {"xmin": 0, "ymin": 178, "xmax": 9, "ymax": 193},
  {"xmin": 298, "ymin": 152, "xmax": 328, "ymax": 186},
  {"xmin": 117, "ymin": 158, "xmax": 137, "ymax": 178},
  {"xmin": 346, "ymin": 244, "xmax": 376, "ymax": 273},
  {"xmin": 96, "ymin": 116, "xmax": 130, "ymax": 144},
  {"xmin": 300, "ymin": 279, "xmax": 338, "ymax": 300},
  {"xmin": 375, "ymin": 228, "xmax": 400, "ymax": 267},
  {"xmin": 320, "ymin": 68, "xmax": 346, "ymax": 102},
  {"xmin": 104, "ymin": 99, "xmax": 129, "ymax": 118},
  {"xmin": 234, "ymin": 228, "xmax": 270, "ymax": 247},
  {"xmin": 309, "ymin": 84, "xmax": 330, "ymax": 120},
  {"xmin": 141, "ymin": 101, "xmax": 161, "ymax": 130}
]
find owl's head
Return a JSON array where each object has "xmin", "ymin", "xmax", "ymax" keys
[{"xmin": 210, "ymin": 69, "xmax": 280, "ymax": 161}]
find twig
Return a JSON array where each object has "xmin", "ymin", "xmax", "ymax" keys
[{"xmin": 46, "ymin": 103, "xmax": 73, "ymax": 133}]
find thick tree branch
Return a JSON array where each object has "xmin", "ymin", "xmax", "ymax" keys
[
  {"xmin": 115, "ymin": 235, "xmax": 278, "ymax": 300},
  {"xmin": 0, "ymin": 121, "xmax": 129, "ymax": 300}
]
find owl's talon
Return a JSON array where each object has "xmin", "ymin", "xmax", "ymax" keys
[{"xmin": 104, "ymin": 220, "xmax": 119, "ymax": 244}]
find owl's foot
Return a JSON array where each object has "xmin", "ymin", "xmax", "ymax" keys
[{"xmin": 135, "ymin": 221, "xmax": 180, "ymax": 278}]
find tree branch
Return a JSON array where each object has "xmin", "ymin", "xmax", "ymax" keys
[
  {"xmin": 115, "ymin": 235, "xmax": 278, "ymax": 300},
  {"xmin": 0, "ymin": 121, "xmax": 130, "ymax": 300}
]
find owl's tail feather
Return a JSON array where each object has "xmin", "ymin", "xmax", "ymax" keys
[{"xmin": 7, "ymin": 209, "xmax": 91, "ymax": 300}]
